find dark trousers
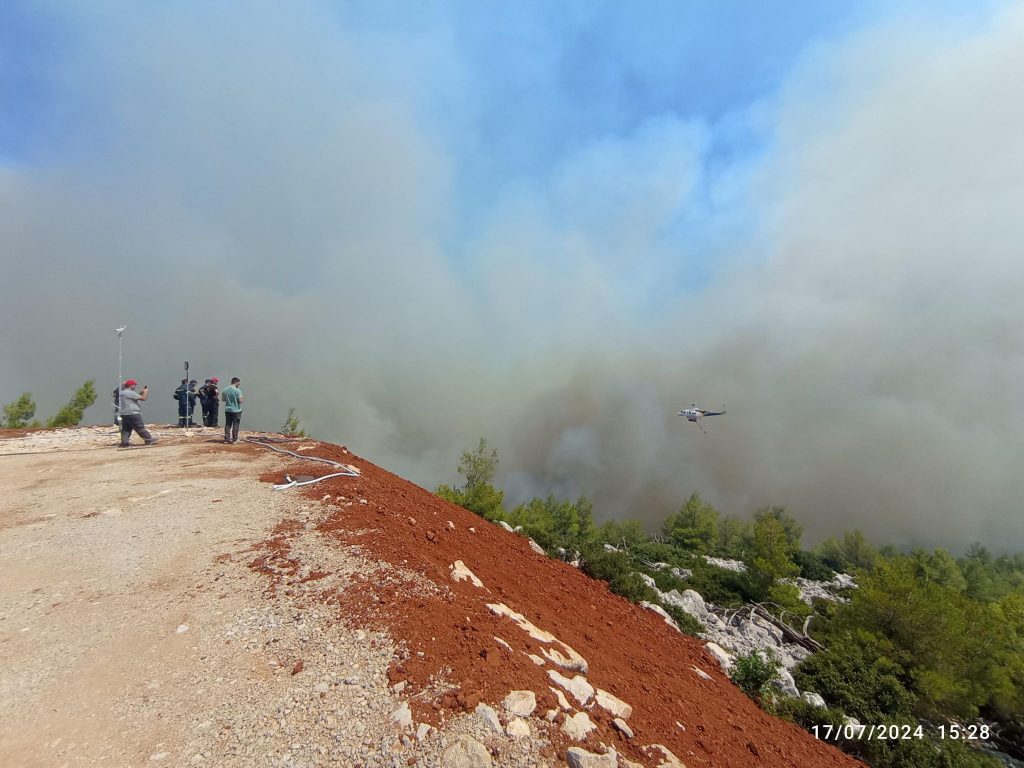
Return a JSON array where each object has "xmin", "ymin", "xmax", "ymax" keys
[
  {"xmin": 177, "ymin": 399, "xmax": 188, "ymax": 427},
  {"xmin": 199, "ymin": 398, "xmax": 211, "ymax": 426},
  {"xmin": 208, "ymin": 403, "xmax": 219, "ymax": 427},
  {"xmin": 120, "ymin": 414, "xmax": 153, "ymax": 446},
  {"xmin": 225, "ymin": 411, "xmax": 241, "ymax": 443}
]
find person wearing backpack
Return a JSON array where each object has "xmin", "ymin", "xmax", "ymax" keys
[{"xmin": 221, "ymin": 377, "xmax": 244, "ymax": 443}]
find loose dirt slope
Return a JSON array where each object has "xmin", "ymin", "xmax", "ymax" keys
[{"xmin": 0, "ymin": 427, "xmax": 864, "ymax": 768}]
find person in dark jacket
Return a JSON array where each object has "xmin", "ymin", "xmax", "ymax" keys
[
  {"xmin": 187, "ymin": 379, "xmax": 199, "ymax": 426},
  {"xmin": 199, "ymin": 378, "xmax": 220, "ymax": 427},
  {"xmin": 174, "ymin": 378, "xmax": 189, "ymax": 427},
  {"xmin": 197, "ymin": 379, "xmax": 211, "ymax": 426}
]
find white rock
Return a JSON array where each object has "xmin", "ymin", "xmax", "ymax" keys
[
  {"xmin": 528, "ymin": 539, "xmax": 546, "ymax": 555},
  {"xmin": 612, "ymin": 718, "xmax": 634, "ymax": 738},
  {"xmin": 547, "ymin": 670, "xmax": 594, "ymax": 706},
  {"xmin": 704, "ymin": 642, "xmax": 734, "ymax": 671},
  {"xmin": 565, "ymin": 747, "xmax": 617, "ymax": 768},
  {"xmin": 703, "ymin": 555, "xmax": 747, "ymax": 572},
  {"xmin": 176, "ymin": 624, "xmax": 189, "ymax": 634},
  {"xmin": 391, "ymin": 702, "xmax": 413, "ymax": 729},
  {"xmin": 595, "ymin": 688, "xmax": 633, "ymax": 719},
  {"xmin": 474, "ymin": 703, "xmax": 503, "ymax": 734},
  {"xmin": 661, "ymin": 589, "xmax": 708, "ymax": 622},
  {"xmin": 646, "ymin": 744, "xmax": 685, "ymax": 767},
  {"xmin": 506, "ymin": 717, "xmax": 531, "ymax": 738},
  {"xmin": 502, "ymin": 690, "xmax": 537, "ymax": 717},
  {"xmin": 690, "ymin": 665, "xmax": 712, "ymax": 681},
  {"xmin": 640, "ymin": 601, "xmax": 680, "ymax": 631},
  {"xmin": 442, "ymin": 735, "xmax": 493, "ymax": 767},
  {"xmin": 844, "ymin": 716, "xmax": 861, "ymax": 728},
  {"xmin": 149, "ymin": 753, "xmax": 169, "ymax": 761},
  {"xmin": 447, "ymin": 520, "xmax": 456, "ymax": 530},
  {"xmin": 802, "ymin": 691, "xmax": 827, "ymax": 708},
  {"xmin": 416, "ymin": 723, "xmax": 433, "ymax": 741},
  {"xmin": 770, "ymin": 667, "xmax": 800, "ymax": 698},
  {"xmin": 550, "ymin": 687, "xmax": 573, "ymax": 711},
  {"xmin": 487, "ymin": 602, "xmax": 588, "ymax": 673},
  {"xmin": 528, "ymin": 654, "xmax": 546, "ymax": 666},
  {"xmin": 545, "ymin": 709, "xmax": 558, "ymax": 721},
  {"xmin": 637, "ymin": 573, "xmax": 656, "ymax": 588},
  {"xmin": 561, "ymin": 711, "xmax": 597, "ymax": 741},
  {"xmin": 450, "ymin": 561, "xmax": 485, "ymax": 589},
  {"xmin": 498, "ymin": 521, "xmax": 515, "ymax": 532}
]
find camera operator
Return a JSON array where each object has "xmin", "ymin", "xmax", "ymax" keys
[{"xmin": 118, "ymin": 380, "xmax": 158, "ymax": 447}]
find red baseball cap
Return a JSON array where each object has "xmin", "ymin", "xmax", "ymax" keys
[
  {"xmin": 124, "ymin": 379, "xmax": 137, "ymax": 387},
  {"xmin": 211, "ymin": 377, "xmax": 219, "ymax": 383}
]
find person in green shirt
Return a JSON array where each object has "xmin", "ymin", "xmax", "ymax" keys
[{"xmin": 221, "ymin": 377, "xmax": 244, "ymax": 444}]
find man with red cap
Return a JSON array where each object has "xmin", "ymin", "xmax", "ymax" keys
[
  {"xmin": 198, "ymin": 378, "xmax": 220, "ymax": 427},
  {"xmin": 118, "ymin": 380, "xmax": 157, "ymax": 447}
]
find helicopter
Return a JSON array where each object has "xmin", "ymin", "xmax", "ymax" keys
[{"xmin": 678, "ymin": 404, "xmax": 726, "ymax": 434}]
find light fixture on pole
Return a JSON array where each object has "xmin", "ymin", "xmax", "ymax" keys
[{"xmin": 114, "ymin": 325, "xmax": 126, "ymax": 426}]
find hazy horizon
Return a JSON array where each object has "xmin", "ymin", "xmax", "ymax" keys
[{"xmin": 3, "ymin": 1, "xmax": 1023, "ymax": 553}]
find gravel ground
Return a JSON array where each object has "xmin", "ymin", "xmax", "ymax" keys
[{"xmin": 0, "ymin": 427, "xmax": 555, "ymax": 768}]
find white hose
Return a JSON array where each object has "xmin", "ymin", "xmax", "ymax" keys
[{"xmin": 244, "ymin": 436, "xmax": 360, "ymax": 490}]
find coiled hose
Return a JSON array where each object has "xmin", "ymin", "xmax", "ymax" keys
[{"xmin": 244, "ymin": 436, "xmax": 360, "ymax": 490}]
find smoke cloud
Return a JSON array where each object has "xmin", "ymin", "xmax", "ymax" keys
[{"xmin": 2, "ymin": 1, "xmax": 1023, "ymax": 551}]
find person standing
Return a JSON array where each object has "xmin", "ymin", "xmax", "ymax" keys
[
  {"xmin": 187, "ymin": 379, "xmax": 199, "ymax": 426},
  {"xmin": 197, "ymin": 379, "xmax": 211, "ymax": 426},
  {"xmin": 174, "ymin": 378, "xmax": 189, "ymax": 427},
  {"xmin": 221, "ymin": 377, "xmax": 244, "ymax": 443},
  {"xmin": 118, "ymin": 380, "xmax": 158, "ymax": 447},
  {"xmin": 207, "ymin": 377, "xmax": 220, "ymax": 427}
]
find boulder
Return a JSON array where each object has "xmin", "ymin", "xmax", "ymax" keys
[
  {"xmin": 704, "ymin": 642, "xmax": 734, "ymax": 671},
  {"xmin": 612, "ymin": 718, "xmax": 634, "ymax": 738},
  {"xmin": 548, "ymin": 670, "xmax": 594, "ymax": 706},
  {"xmin": 474, "ymin": 703, "xmax": 502, "ymax": 734},
  {"xmin": 562, "ymin": 711, "xmax": 597, "ymax": 741},
  {"xmin": 502, "ymin": 690, "xmax": 537, "ymax": 717},
  {"xmin": 442, "ymin": 735, "xmax": 493, "ymax": 767},
  {"xmin": 498, "ymin": 521, "xmax": 515, "ymax": 532},
  {"xmin": 450, "ymin": 561, "xmax": 485, "ymax": 588},
  {"xmin": 595, "ymin": 688, "xmax": 633, "ymax": 719},
  {"xmin": 769, "ymin": 667, "xmax": 799, "ymax": 698},
  {"xmin": 506, "ymin": 717, "xmax": 531, "ymax": 738},
  {"xmin": 802, "ymin": 691, "xmax": 826, "ymax": 708},
  {"xmin": 566, "ymin": 747, "xmax": 617, "ymax": 768}
]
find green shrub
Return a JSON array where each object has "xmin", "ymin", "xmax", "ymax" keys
[
  {"xmin": 794, "ymin": 550, "xmax": 836, "ymax": 581},
  {"xmin": 46, "ymin": 380, "xmax": 97, "ymax": 428},
  {"xmin": 2, "ymin": 392, "xmax": 36, "ymax": 428},
  {"xmin": 731, "ymin": 650, "xmax": 780, "ymax": 699},
  {"xmin": 794, "ymin": 636, "xmax": 915, "ymax": 722},
  {"xmin": 659, "ymin": 601, "xmax": 705, "ymax": 636},
  {"xmin": 578, "ymin": 546, "xmax": 657, "ymax": 604}
]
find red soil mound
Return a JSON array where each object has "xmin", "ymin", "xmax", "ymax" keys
[{"xmin": 253, "ymin": 441, "xmax": 864, "ymax": 768}]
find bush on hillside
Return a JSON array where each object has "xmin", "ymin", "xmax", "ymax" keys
[
  {"xmin": 578, "ymin": 546, "xmax": 657, "ymax": 604},
  {"xmin": 2, "ymin": 392, "xmax": 37, "ymax": 428},
  {"xmin": 47, "ymin": 381, "xmax": 97, "ymax": 428},
  {"xmin": 731, "ymin": 649, "xmax": 780, "ymax": 700}
]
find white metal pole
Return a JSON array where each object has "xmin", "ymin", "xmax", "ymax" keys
[{"xmin": 115, "ymin": 325, "xmax": 126, "ymax": 426}]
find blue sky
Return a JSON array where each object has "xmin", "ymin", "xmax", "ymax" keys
[{"xmin": 2, "ymin": 1, "xmax": 1023, "ymax": 549}]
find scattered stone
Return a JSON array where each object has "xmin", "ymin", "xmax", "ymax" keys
[
  {"xmin": 291, "ymin": 660, "xmax": 304, "ymax": 675},
  {"xmin": 612, "ymin": 718, "xmax": 634, "ymax": 738},
  {"xmin": 690, "ymin": 665, "xmax": 712, "ymax": 681},
  {"xmin": 176, "ymin": 624, "xmax": 189, "ymax": 634},
  {"xmin": 595, "ymin": 688, "xmax": 632, "ymax": 719},
  {"xmin": 506, "ymin": 717, "xmax": 531, "ymax": 738},
  {"xmin": 442, "ymin": 735, "xmax": 493, "ymax": 767},
  {"xmin": 550, "ymin": 687, "xmax": 573, "ymax": 711},
  {"xmin": 474, "ymin": 703, "xmax": 503, "ymax": 734},
  {"xmin": 527, "ymin": 654, "xmax": 546, "ymax": 666},
  {"xmin": 498, "ymin": 521, "xmax": 515, "ymax": 532},
  {"xmin": 566, "ymin": 746, "xmax": 617, "ymax": 768},
  {"xmin": 704, "ymin": 642, "xmax": 734, "ymax": 671},
  {"xmin": 392, "ymin": 680, "xmax": 408, "ymax": 694},
  {"xmin": 561, "ymin": 711, "xmax": 597, "ymax": 741},
  {"xmin": 314, "ymin": 681, "xmax": 329, "ymax": 694},
  {"xmin": 391, "ymin": 702, "xmax": 413, "ymax": 729},
  {"xmin": 149, "ymin": 753, "xmax": 170, "ymax": 761},
  {"xmin": 547, "ymin": 670, "xmax": 594, "ymax": 706},
  {"xmin": 528, "ymin": 539, "xmax": 545, "ymax": 555},
  {"xmin": 502, "ymin": 690, "xmax": 537, "ymax": 717},
  {"xmin": 416, "ymin": 723, "xmax": 432, "ymax": 741},
  {"xmin": 645, "ymin": 743, "xmax": 686, "ymax": 767},
  {"xmin": 451, "ymin": 561, "xmax": 485, "ymax": 589},
  {"xmin": 447, "ymin": 520, "xmax": 455, "ymax": 530},
  {"xmin": 802, "ymin": 691, "xmax": 826, "ymax": 708}
]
